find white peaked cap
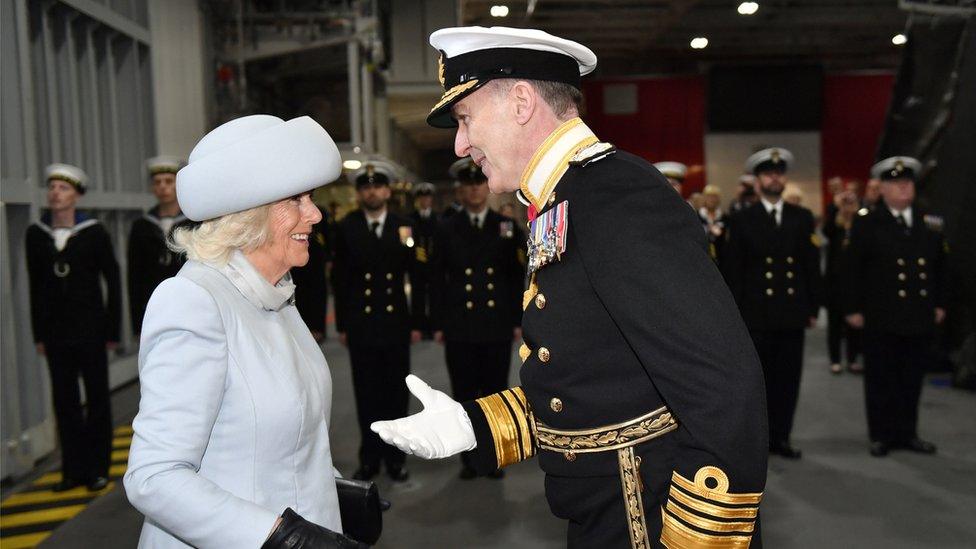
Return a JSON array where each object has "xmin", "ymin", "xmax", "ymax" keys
[
  {"xmin": 44, "ymin": 163, "xmax": 89, "ymax": 193},
  {"xmin": 745, "ymin": 148, "xmax": 794, "ymax": 175},
  {"xmin": 653, "ymin": 162, "xmax": 688, "ymax": 180},
  {"xmin": 177, "ymin": 115, "xmax": 341, "ymax": 221}
]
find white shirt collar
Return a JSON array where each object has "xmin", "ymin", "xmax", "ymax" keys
[
  {"xmin": 760, "ymin": 197, "xmax": 783, "ymax": 214},
  {"xmin": 519, "ymin": 117, "xmax": 599, "ymax": 211},
  {"xmin": 220, "ymin": 249, "xmax": 295, "ymax": 312},
  {"xmin": 419, "ymin": 208, "xmax": 432, "ymax": 219},
  {"xmin": 888, "ymin": 206, "xmax": 912, "ymax": 227},
  {"xmin": 467, "ymin": 208, "xmax": 487, "ymax": 226},
  {"xmin": 365, "ymin": 209, "xmax": 387, "ymax": 226}
]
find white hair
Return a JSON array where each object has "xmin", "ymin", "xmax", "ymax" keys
[{"xmin": 170, "ymin": 204, "xmax": 272, "ymax": 265}]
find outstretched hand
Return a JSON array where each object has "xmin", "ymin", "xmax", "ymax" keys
[{"xmin": 370, "ymin": 375, "xmax": 476, "ymax": 459}]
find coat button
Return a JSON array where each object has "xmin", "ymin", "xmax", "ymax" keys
[
  {"xmin": 466, "ymin": 301, "xmax": 474, "ymax": 309},
  {"xmin": 920, "ymin": 289, "xmax": 928, "ymax": 297},
  {"xmin": 898, "ymin": 290, "xmax": 907, "ymax": 298},
  {"xmin": 766, "ymin": 256, "xmax": 773, "ymax": 264},
  {"xmin": 487, "ymin": 267, "xmax": 495, "ymax": 275},
  {"xmin": 465, "ymin": 268, "xmax": 473, "ymax": 276},
  {"xmin": 386, "ymin": 272, "xmax": 393, "ymax": 280},
  {"xmin": 487, "ymin": 283, "xmax": 495, "ymax": 291},
  {"xmin": 897, "ymin": 258, "xmax": 906, "ymax": 266},
  {"xmin": 550, "ymin": 398, "xmax": 563, "ymax": 412},
  {"xmin": 364, "ymin": 306, "xmax": 372, "ymax": 313},
  {"xmin": 386, "ymin": 304, "xmax": 394, "ymax": 313},
  {"xmin": 465, "ymin": 284, "xmax": 473, "ymax": 292},
  {"xmin": 535, "ymin": 293, "xmax": 547, "ymax": 309},
  {"xmin": 898, "ymin": 273, "xmax": 907, "ymax": 281},
  {"xmin": 786, "ymin": 256, "xmax": 795, "ymax": 264},
  {"xmin": 538, "ymin": 347, "xmax": 550, "ymax": 362},
  {"xmin": 386, "ymin": 288, "xmax": 393, "ymax": 295},
  {"xmin": 365, "ymin": 289, "xmax": 372, "ymax": 296},
  {"xmin": 765, "ymin": 272, "xmax": 773, "ymax": 279},
  {"xmin": 766, "ymin": 288, "xmax": 774, "ymax": 296},
  {"xmin": 919, "ymin": 272, "xmax": 928, "ymax": 280},
  {"xmin": 787, "ymin": 271, "xmax": 795, "ymax": 279},
  {"xmin": 564, "ymin": 451, "xmax": 576, "ymax": 462},
  {"xmin": 787, "ymin": 287, "xmax": 795, "ymax": 296},
  {"xmin": 365, "ymin": 273, "xmax": 372, "ymax": 281},
  {"xmin": 918, "ymin": 258, "xmax": 926, "ymax": 266},
  {"xmin": 487, "ymin": 300, "xmax": 496, "ymax": 308}
]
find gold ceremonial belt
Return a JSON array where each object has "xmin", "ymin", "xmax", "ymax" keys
[{"xmin": 535, "ymin": 406, "xmax": 678, "ymax": 455}]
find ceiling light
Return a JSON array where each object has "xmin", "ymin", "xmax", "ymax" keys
[
  {"xmin": 892, "ymin": 33, "xmax": 907, "ymax": 45},
  {"xmin": 343, "ymin": 160, "xmax": 362, "ymax": 170},
  {"xmin": 690, "ymin": 37, "xmax": 709, "ymax": 50},
  {"xmin": 737, "ymin": 2, "xmax": 759, "ymax": 16},
  {"xmin": 490, "ymin": 5, "xmax": 509, "ymax": 17}
]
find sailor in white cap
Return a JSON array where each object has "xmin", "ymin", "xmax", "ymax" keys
[
  {"xmin": 127, "ymin": 156, "xmax": 191, "ymax": 336},
  {"xmin": 123, "ymin": 115, "xmax": 369, "ymax": 548},
  {"xmin": 331, "ymin": 161, "xmax": 422, "ymax": 483},
  {"xmin": 25, "ymin": 163, "xmax": 121, "ymax": 493},
  {"xmin": 845, "ymin": 156, "xmax": 945, "ymax": 458},
  {"xmin": 723, "ymin": 147, "xmax": 823, "ymax": 461},
  {"xmin": 371, "ymin": 26, "xmax": 767, "ymax": 547},
  {"xmin": 653, "ymin": 161, "xmax": 688, "ymax": 195}
]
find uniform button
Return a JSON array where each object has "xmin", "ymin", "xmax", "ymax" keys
[
  {"xmin": 765, "ymin": 272, "xmax": 773, "ymax": 279},
  {"xmin": 466, "ymin": 301, "xmax": 474, "ymax": 310},
  {"xmin": 550, "ymin": 398, "xmax": 563, "ymax": 412},
  {"xmin": 897, "ymin": 258, "xmax": 906, "ymax": 266},
  {"xmin": 564, "ymin": 451, "xmax": 576, "ymax": 462},
  {"xmin": 766, "ymin": 288, "xmax": 774, "ymax": 296},
  {"xmin": 488, "ymin": 300, "xmax": 496, "ymax": 308},
  {"xmin": 918, "ymin": 258, "xmax": 926, "ymax": 266},
  {"xmin": 465, "ymin": 284, "xmax": 473, "ymax": 292},
  {"xmin": 386, "ymin": 304, "xmax": 394, "ymax": 313},
  {"xmin": 787, "ymin": 287, "xmax": 795, "ymax": 296},
  {"xmin": 386, "ymin": 288, "xmax": 393, "ymax": 295},
  {"xmin": 919, "ymin": 272, "xmax": 928, "ymax": 280},
  {"xmin": 787, "ymin": 271, "xmax": 795, "ymax": 279},
  {"xmin": 365, "ymin": 289, "xmax": 372, "ymax": 296},
  {"xmin": 898, "ymin": 290, "xmax": 907, "ymax": 298},
  {"xmin": 766, "ymin": 257, "xmax": 773, "ymax": 264},
  {"xmin": 920, "ymin": 289, "xmax": 928, "ymax": 297},
  {"xmin": 898, "ymin": 273, "xmax": 907, "ymax": 281},
  {"xmin": 465, "ymin": 268, "xmax": 473, "ymax": 276},
  {"xmin": 786, "ymin": 256, "xmax": 795, "ymax": 264},
  {"xmin": 535, "ymin": 293, "xmax": 547, "ymax": 309},
  {"xmin": 364, "ymin": 306, "xmax": 372, "ymax": 313},
  {"xmin": 538, "ymin": 347, "xmax": 550, "ymax": 362},
  {"xmin": 365, "ymin": 273, "xmax": 372, "ymax": 281},
  {"xmin": 487, "ymin": 283, "xmax": 495, "ymax": 291},
  {"xmin": 486, "ymin": 268, "xmax": 494, "ymax": 276},
  {"xmin": 386, "ymin": 272, "xmax": 393, "ymax": 280}
]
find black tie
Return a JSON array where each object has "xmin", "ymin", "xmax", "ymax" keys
[
  {"xmin": 769, "ymin": 208, "xmax": 778, "ymax": 226},
  {"xmin": 472, "ymin": 216, "xmax": 481, "ymax": 230},
  {"xmin": 369, "ymin": 221, "xmax": 381, "ymax": 239},
  {"xmin": 895, "ymin": 213, "xmax": 909, "ymax": 235}
]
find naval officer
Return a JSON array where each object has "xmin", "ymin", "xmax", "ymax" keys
[{"xmin": 372, "ymin": 26, "xmax": 767, "ymax": 548}]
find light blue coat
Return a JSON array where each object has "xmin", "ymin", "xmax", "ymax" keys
[{"xmin": 124, "ymin": 251, "xmax": 342, "ymax": 548}]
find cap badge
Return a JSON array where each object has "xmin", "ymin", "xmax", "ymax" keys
[
  {"xmin": 771, "ymin": 150, "xmax": 781, "ymax": 162},
  {"xmin": 437, "ymin": 51, "xmax": 446, "ymax": 89}
]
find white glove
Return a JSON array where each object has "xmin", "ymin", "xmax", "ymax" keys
[{"xmin": 370, "ymin": 375, "xmax": 476, "ymax": 459}]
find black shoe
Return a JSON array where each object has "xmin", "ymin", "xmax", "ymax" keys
[
  {"xmin": 352, "ymin": 465, "xmax": 378, "ymax": 481},
  {"xmin": 870, "ymin": 441, "xmax": 889, "ymax": 457},
  {"xmin": 771, "ymin": 442, "xmax": 802, "ymax": 460},
  {"xmin": 903, "ymin": 438, "xmax": 937, "ymax": 454},
  {"xmin": 52, "ymin": 478, "xmax": 82, "ymax": 492},
  {"xmin": 488, "ymin": 469, "xmax": 505, "ymax": 480},
  {"xmin": 387, "ymin": 466, "xmax": 409, "ymax": 482},
  {"xmin": 458, "ymin": 466, "xmax": 477, "ymax": 480},
  {"xmin": 87, "ymin": 476, "xmax": 109, "ymax": 491}
]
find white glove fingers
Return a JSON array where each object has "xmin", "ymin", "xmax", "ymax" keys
[{"xmin": 405, "ymin": 374, "xmax": 439, "ymax": 409}]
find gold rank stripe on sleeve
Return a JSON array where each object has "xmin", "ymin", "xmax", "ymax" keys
[
  {"xmin": 659, "ymin": 466, "xmax": 762, "ymax": 548},
  {"xmin": 474, "ymin": 387, "xmax": 537, "ymax": 469}
]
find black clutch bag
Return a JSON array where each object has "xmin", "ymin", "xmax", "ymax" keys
[{"xmin": 336, "ymin": 478, "xmax": 389, "ymax": 545}]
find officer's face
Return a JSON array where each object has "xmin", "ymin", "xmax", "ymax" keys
[
  {"xmin": 880, "ymin": 178, "xmax": 915, "ymax": 210},
  {"xmin": 46, "ymin": 179, "xmax": 80, "ymax": 212},
  {"xmin": 756, "ymin": 170, "xmax": 786, "ymax": 197},
  {"xmin": 462, "ymin": 181, "xmax": 490, "ymax": 210},
  {"xmin": 704, "ymin": 193, "xmax": 720, "ymax": 210},
  {"xmin": 151, "ymin": 173, "xmax": 178, "ymax": 205},
  {"xmin": 357, "ymin": 183, "xmax": 391, "ymax": 212},
  {"xmin": 864, "ymin": 179, "xmax": 882, "ymax": 203},
  {"xmin": 452, "ymin": 88, "xmax": 520, "ymax": 194},
  {"xmin": 415, "ymin": 195, "xmax": 433, "ymax": 211},
  {"xmin": 256, "ymin": 192, "xmax": 322, "ymax": 273}
]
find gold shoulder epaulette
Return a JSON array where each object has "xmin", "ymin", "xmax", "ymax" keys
[{"xmin": 570, "ymin": 141, "xmax": 616, "ymax": 167}]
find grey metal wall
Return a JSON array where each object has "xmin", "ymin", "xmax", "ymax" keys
[{"xmin": 1, "ymin": 0, "xmax": 157, "ymax": 480}]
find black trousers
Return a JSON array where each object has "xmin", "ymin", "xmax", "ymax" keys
[
  {"xmin": 862, "ymin": 331, "xmax": 931, "ymax": 444},
  {"xmin": 827, "ymin": 304, "xmax": 861, "ymax": 365},
  {"xmin": 750, "ymin": 329, "xmax": 805, "ymax": 445},
  {"xmin": 445, "ymin": 340, "xmax": 512, "ymax": 469},
  {"xmin": 348, "ymin": 343, "xmax": 409, "ymax": 470},
  {"xmin": 45, "ymin": 340, "xmax": 113, "ymax": 482}
]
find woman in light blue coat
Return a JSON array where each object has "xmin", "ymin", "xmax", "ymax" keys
[{"xmin": 124, "ymin": 115, "xmax": 364, "ymax": 549}]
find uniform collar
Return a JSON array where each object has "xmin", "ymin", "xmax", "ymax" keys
[
  {"xmin": 888, "ymin": 205, "xmax": 912, "ymax": 227},
  {"xmin": 519, "ymin": 117, "xmax": 599, "ymax": 211},
  {"xmin": 34, "ymin": 212, "xmax": 99, "ymax": 238},
  {"xmin": 220, "ymin": 249, "xmax": 295, "ymax": 312},
  {"xmin": 760, "ymin": 197, "xmax": 783, "ymax": 214}
]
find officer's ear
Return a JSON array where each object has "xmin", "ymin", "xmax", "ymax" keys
[{"xmin": 511, "ymin": 81, "xmax": 537, "ymax": 126}]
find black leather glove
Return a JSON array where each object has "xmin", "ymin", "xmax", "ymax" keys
[{"xmin": 261, "ymin": 508, "xmax": 368, "ymax": 549}]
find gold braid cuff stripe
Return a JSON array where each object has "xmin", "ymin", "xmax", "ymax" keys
[
  {"xmin": 618, "ymin": 446, "xmax": 650, "ymax": 549},
  {"xmin": 668, "ymin": 485, "xmax": 758, "ymax": 520},
  {"xmin": 670, "ymin": 467, "xmax": 763, "ymax": 506},
  {"xmin": 475, "ymin": 388, "xmax": 536, "ymax": 468},
  {"xmin": 660, "ymin": 509, "xmax": 753, "ymax": 549},
  {"xmin": 429, "ymin": 80, "xmax": 480, "ymax": 114},
  {"xmin": 536, "ymin": 406, "xmax": 677, "ymax": 454}
]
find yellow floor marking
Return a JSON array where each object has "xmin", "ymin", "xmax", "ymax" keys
[
  {"xmin": 1, "ymin": 483, "xmax": 113, "ymax": 508},
  {"xmin": 31, "ymin": 473, "xmax": 61, "ymax": 486},
  {"xmin": 112, "ymin": 437, "xmax": 132, "ymax": 449},
  {"xmin": 113, "ymin": 425, "xmax": 134, "ymax": 436},
  {"xmin": 111, "ymin": 450, "xmax": 129, "ymax": 462},
  {"xmin": 0, "ymin": 504, "xmax": 86, "ymax": 528},
  {"xmin": 0, "ymin": 531, "xmax": 51, "ymax": 548}
]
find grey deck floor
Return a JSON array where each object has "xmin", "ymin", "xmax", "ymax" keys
[{"xmin": 34, "ymin": 326, "xmax": 976, "ymax": 548}]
